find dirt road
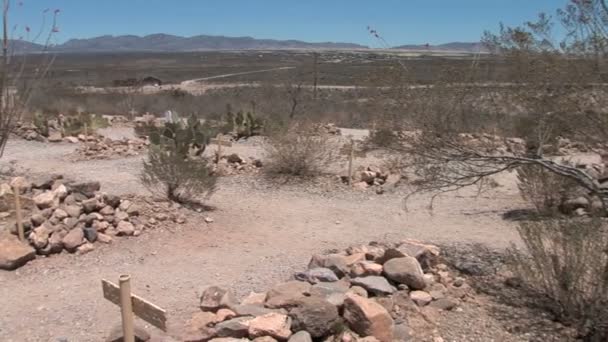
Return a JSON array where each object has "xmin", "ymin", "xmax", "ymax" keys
[{"xmin": 0, "ymin": 136, "xmax": 524, "ymax": 341}]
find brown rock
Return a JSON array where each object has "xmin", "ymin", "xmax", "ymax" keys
[
  {"xmin": 62, "ymin": 228, "xmax": 84, "ymax": 252},
  {"xmin": 77, "ymin": 242, "xmax": 95, "ymax": 255},
  {"xmin": 343, "ymin": 294, "xmax": 394, "ymax": 342},
  {"xmin": 97, "ymin": 233, "xmax": 113, "ymax": 244},
  {"xmin": 33, "ymin": 191, "xmax": 56, "ymax": 209},
  {"xmin": 29, "ymin": 225, "xmax": 51, "ymax": 250},
  {"xmin": 410, "ymin": 291, "xmax": 432, "ymax": 306},
  {"xmin": 185, "ymin": 311, "xmax": 219, "ymax": 341},
  {"xmin": 116, "ymin": 221, "xmax": 135, "ymax": 236},
  {"xmin": 0, "ymin": 234, "xmax": 36, "ymax": 270},
  {"xmin": 248, "ymin": 313, "xmax": 292, "ymax": 340},
  {"xmin": 265, "ymin": 281, "xmax": 311, "ymax": 309},
  {"xmin": 216, "ymin": 308, "xmax": 237, "ymax": 322},
  {"xmin": 242, "ymin": 292, "xmax": 267, "ymax": 305},
  {"xmin": 350, "ymin": 261, "xmax": 383, "ymax": 277},
  {"xmin": 64, "ymin": 205, "xmax": 83, "ymax": 218}
]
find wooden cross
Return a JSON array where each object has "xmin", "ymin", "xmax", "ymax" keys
[
  {"xmin": 209, "ymin": 135, "xmax": 233, "ymax": 163},
  {"xmin": 340, "ymin": 137, "xmax": 367, "ymax": 186},
  {"xmin": 102, "ymin": 275, "xmax": 168, "ymax": 342}
]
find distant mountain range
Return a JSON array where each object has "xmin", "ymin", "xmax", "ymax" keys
[
  {"xmin": 392, "ymin": 42, "xmax": 487, "ymax": 53},
  {"xmin": 9, "ymin": 33, "xmax": 484, "ymax": 53}
]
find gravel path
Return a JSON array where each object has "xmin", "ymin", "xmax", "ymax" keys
[{"xmin": 0, "ymin": 137, "xmax": 526, "ymax": 341}]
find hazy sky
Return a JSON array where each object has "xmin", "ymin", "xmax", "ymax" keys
[{"xmin": 11, "ymin": 0, "xmax": 568, "ymax": 46}]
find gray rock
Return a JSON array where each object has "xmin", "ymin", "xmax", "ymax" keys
[
  {"xmin": 231, "ymin": 304, "xmax": 275, "ymax": 317},
  {"xmin": 351, "ymin": 276, "xmax": 396, "ymax": 296},
  {"xmin": 215, "ymin": 317, "xmax": 252, "ymax": 338},
  {"xmin": 383, "ymin": 257, "xmax": 426, "ymax": 290},
  {"xmin": 69, "ymin": 181, "xmax": 101, "ymax": 198},
  {"xmin": 104, "ymin": 194, "xmax": 121, "ymax": 208},
  {"xmin": 294, "ymin": 267, "xmax": 338, "ymax": 284},
  {"xmin": 200, "ymin": 286, "xmax": 238, "ymax": 312},
  {"xmin": 30, "ymin": 213, "xmax": 46, "ymax": 227},
  {"xmin": 83, "ymin": 227, "xmax": 98, "ymax": 242},
  {"xmin": 106, "ymin": 324, "xmax": 150, "ymax": 342},
  {"xmin": 290, "ymin": 297, "xmax": 339, "ymax": 338},
  {"xmin": 82, "ymin": 198, "xmax": 99, "ymax": 213}
]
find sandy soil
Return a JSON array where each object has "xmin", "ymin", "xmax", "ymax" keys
[{"xmin": 0, "ymin": 131, "xmax": 530, "ymax": 341}]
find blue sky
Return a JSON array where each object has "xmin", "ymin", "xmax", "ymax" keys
[{"xmin": 11, "ymin": 0, "xmax": 568, "ymax": 46}]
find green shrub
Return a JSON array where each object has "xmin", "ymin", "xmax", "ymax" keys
[
  {"xmin": 62, "ymin": 112, "xmax": 109, "ymax": 136},
  {"xmin": 141, "ymin": 115, "xmax": 217, "ymax": 204}
]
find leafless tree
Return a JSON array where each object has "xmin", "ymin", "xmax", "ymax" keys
[
  {"xmin": 0, "ymin": 1, "xmax": 59, "ymax": 156},
  {"xmin": 401, "ymin": 1, "xmax": 608, "ymax": 212}
]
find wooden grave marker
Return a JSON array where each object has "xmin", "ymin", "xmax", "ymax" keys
[
  {"xmin": 102, "ymin": 275, "xmax": 167, "ymax": 341},
  {"xmin": 340, "ymin": 138, "xmax": 367, "ymax": 186},
  {"xmin": 209, "ymin": 135, "xmax": 233, "ymax": 162}
]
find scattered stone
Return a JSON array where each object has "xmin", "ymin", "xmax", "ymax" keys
[
  {"xmin": 106, "ymin": 324, "xmax": 151, "ymax": 342},
  {"xmin": 0, "ymin": 234, "xmax": 36, "ymax": 270}
]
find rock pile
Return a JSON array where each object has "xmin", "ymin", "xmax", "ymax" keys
[
  {"xmin": 341, "ymin": 166, "xmax": 402, "ymax": 194},
  {"xmin": 213, "ymin": 154, "xmax": 263, "ymax": 176},
  {"xmin": 70, "ymin": 136, "xmax": 148, "ymax": 160},
  {"xmin": 12, "ymin": 122, "xmax": 47, "ymax": 142},
  {"xmin": 0, "ymin": 175, "xmax": 185, "ymax": 269},
  {"xmin": 184, "ymin": 239, "xmax": 470, "ymax": 342}
]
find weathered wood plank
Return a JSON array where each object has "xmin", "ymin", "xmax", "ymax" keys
[{"xmin": 102, "ymin": 279, "xmax": 167, "ymax": 331}]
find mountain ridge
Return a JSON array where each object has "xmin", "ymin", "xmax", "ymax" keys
[{"xmin": 9, "ymin": 34, "xmax": 484, "ymax": 53}]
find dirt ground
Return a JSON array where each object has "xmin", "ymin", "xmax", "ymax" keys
[{"xmin": 0, "ymin": 129, "xmax": 534, "ymax": 341}]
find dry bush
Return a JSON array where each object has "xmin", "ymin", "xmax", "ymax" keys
[
  {"xmin": 264, "ymin": 124, "xmax": 340, "ymax": 177},
  {"xmin": 517, "ymin": 164, "xmax": 580, "ymax": 216},
  {"xmin": 141, "ymin": 145, "xmax": 217, "ymax": 205},
  {"xmin": 366, "ymin": 128, "xmax": 400, "ymax": 149},
  {"xmin": 510, "ymin": 218, "xmax": 608, "ymax": 340}
]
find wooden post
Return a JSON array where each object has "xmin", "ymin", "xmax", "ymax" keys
[
  {"xmin": 217, "ymin": 135, "xmax": 224, "ymax": 164},
  {"xmin": 347, "ymin": 139, "xmax": 354, "ymax": 186},
  {"xmin": 13, "ymin": 185, "xmax": 24, "ymax": 241},
  {"xmin": 119, "ymin": 274, "xmax": 135, "ymax": 342}
]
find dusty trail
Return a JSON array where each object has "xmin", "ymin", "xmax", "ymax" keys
[{"xmin": 0, "ymin": 138, "xmax": 523, "ymax": 341}]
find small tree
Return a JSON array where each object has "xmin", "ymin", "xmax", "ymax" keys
[{"xmin": 141, "ymin": 115, "xmax": 217, "ymax": 205}]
